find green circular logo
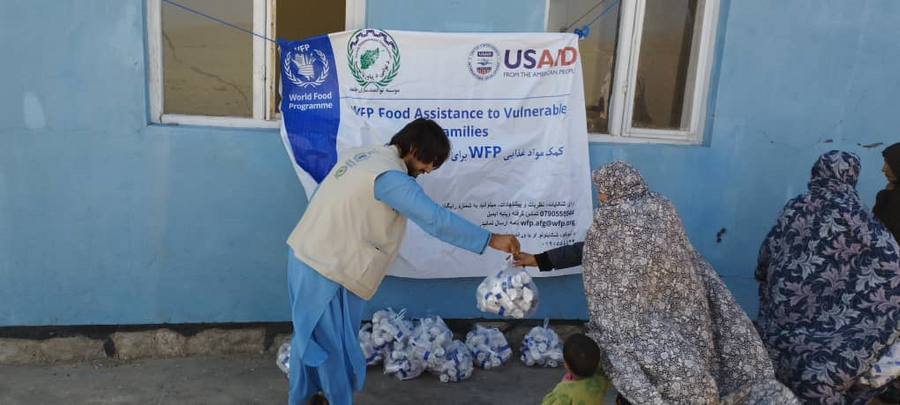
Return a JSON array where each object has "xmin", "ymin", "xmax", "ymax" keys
[{"xmin": 347, "ymin": 29, "xmax": 400, "ymax": 89}]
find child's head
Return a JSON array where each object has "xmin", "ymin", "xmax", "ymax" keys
[{"xmin": 563, "ymin": 333, "xmax": 600, "ymax": 378}]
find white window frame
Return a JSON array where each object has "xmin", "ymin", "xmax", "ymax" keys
[
  {"xmin": 146, "ymin": 0, "xmax": 365, "ymax": 128},
  {"xmin": 549, "ymin": 0, "xmax": 720, "ymax": 144}
]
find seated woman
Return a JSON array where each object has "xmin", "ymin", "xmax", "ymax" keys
[
  {"xmin": 874, "ymin": 142, "xmax": 900, "ymax": 403},
  {"xmin": 875, "ymin": 142, "xmax": 900, "ymax": 243},
  {"xmin": 518, "ymin": 161, "xmax": 797, "ymax": 404},
  {"xmin": 756, "ymin": 150, "xmax": 900, "ymax": 403}
]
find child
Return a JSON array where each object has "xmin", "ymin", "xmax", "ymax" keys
[{"xmin": 541, "ymin": 333, "xmax": 610, "ymax": 405}]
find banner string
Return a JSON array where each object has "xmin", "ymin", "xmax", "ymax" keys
[
  {"xmin": 162, "ymin": 0, "xmax": 617, "ymax": 44},
  {"xmin": 569, "ymin": 0, "xmax": 620, "ymax": 39},
  {"xmin": 161, "ymin": 0, "xmax": 277, "ymax": 44},
  {"xmin": 561, "ymin": 0, "xmax": 610, "ymax": 32}
]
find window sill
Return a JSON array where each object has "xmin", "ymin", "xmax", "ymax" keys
[
  {"xmin": 157, "ymin": 114, "xmax": 280, "ymax": 129},
  {"xmin": 152, "ymin": 115, "xmax": 701, "ymax": 144},
  {"xmin": 588, "ymin": 133, "xmax": 699, "ymax": 145}
]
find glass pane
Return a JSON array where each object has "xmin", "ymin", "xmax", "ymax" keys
[
  {"xmin": 632, "ymin": 0, "xmax": 699, "ymax": 130},
  {"xmin": 162, "ymin": 0, "xmax": 253, "ymax": 117},
  {"xmin": 275, "ymin": 1, "xmax": 346, "ymax": 113},
  {"xmin": 548, "ymin": 0, "xmax": 620, "ymax": 134}
]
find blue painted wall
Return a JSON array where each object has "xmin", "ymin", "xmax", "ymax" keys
[
  {"xmin": 0, "ymin": 1, "xmax": 303, "ymax": 326},
  {"xmin": 585, "ymin": 0, "xmax": 900, "ymax": 316},
  {"xmin": 1, "ymin": 0, "xmax": 898, "ymax": 326}
]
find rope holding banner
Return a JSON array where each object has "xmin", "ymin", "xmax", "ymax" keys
[
  {"xmin": 162, "ymin": 0, "xmax": 614, "ymax": 43},
  {"xmin": 161, "ymin": 0, "xmax": 277, "ymax": 44},
  {"xmin": 573, "ymin": 0, "xmax": 620, "ymax": 39}
]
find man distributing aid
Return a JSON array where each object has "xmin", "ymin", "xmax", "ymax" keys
[{"xmin": 284, "ymin": 118, "xmax": 520, "ymax": 405}]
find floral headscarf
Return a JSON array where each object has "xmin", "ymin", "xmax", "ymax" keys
[
  {"xmin": 593, "ymin": 161, "xmax": 648, "ymax": 202},
  {"xmin": 808, "ymin": 148, "xmax": 861, "ymax": 195},
  {"xmin": 756, "ymin": 150, "xmax": 900, "ymax": 404},
  {"xmin": 583, "ymin": 161, "xmax": 797, "ymax": 404}
]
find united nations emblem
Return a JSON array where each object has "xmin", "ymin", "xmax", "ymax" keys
[
  {"xmin": 347, "ymin": 29, "xmax": 400, "ymax": 89},
  {"xmin": 283, "ymin": 46, "xmax": 330, "ymax": 88},
  {"xmin": 468, "ymin": 43, "xmax": 501, "ymax": 80},
  {"xmin": 334, "ymin": 150, "xmax": 376, "ymax": 179}
]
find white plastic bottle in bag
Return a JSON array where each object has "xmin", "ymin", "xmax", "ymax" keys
[{"xmin": 276, "ymin": 341, "xmax": 291, "ymax": 376}]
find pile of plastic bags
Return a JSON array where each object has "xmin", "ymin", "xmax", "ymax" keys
[
  {"xmin": 279, "ymin": 309, "xmax": 570, "ymax": 382},
  {"xmin": 358, "ymin": 310, "xmax": 476, "ymax": 383}
]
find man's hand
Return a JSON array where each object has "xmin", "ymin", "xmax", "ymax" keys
[
  {"xmin": 512, "ymin": 252, "xmax": 537, "ymax": 268},
  {"xmin": 488, "ymin": 233, "xmax": 520, "ymax": 254}
]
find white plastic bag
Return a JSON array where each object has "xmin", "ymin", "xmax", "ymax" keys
[
  {"xmin": 384, "ymin": 345, "xmax": 426, "ymax": 380},
  {"xmin": 370, "ymin": 308, "xmax": 413, "ymax": 347},
  {"xmin": 369, "ymin": 308, "xmax": 427, "ymax": 381},
  {"xmin": 860, "ymin": 339, "xmax": 900, "ymax": 388},
  {"xmin": 520, "ymin": 319, "xmax": 563, "ymax": 367},
  {"xmin": 433, "ymin": 340, "xmax": 475, "ymax": 382},
  {"xmin": 276, "ymin": 341, "xmax": 291, "ymax": 376},
  {"xmin": 358, "ymin": 323, "xmax": 385, "ymax": 366},
  {"xmin": 409, "ymin": 316, "xmax": 452, "ymax": 369},
  {"xmin": 476, "ymin": 266, "xmax": 540, "ymax": 319},
  {"xmin": 465, "ymin": 324, "xmax": 512, "ymax": 369}
]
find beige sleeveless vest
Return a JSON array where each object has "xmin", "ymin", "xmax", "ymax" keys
[{"xmin": 287, "ymin": 145, "xmax": 408, "ymax": 300}]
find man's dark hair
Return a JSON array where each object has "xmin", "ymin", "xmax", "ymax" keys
[
  {"xmin": 388, "ymin": 118, "xmax": 451, "ymax": 168},
  {"xmin": 563, "ymin": 333, "xmax": 600, "ymax": 378}
]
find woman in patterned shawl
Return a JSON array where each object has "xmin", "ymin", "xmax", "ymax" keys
[
  {"xmin": 582, "ymin": 161, "xmax": 797, "ymax": 405},
  {"xmin": 756, "ymin": 150, "xmax": 900, "ymax": 404}
]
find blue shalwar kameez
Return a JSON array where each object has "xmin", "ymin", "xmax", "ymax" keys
[{"xmin": 287, "ymin": 170, "xmax": 490, "ymax": 405}]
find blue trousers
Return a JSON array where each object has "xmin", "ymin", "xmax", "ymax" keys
[{"xmin": 287, "ymin": 249, "xmax": 367, "ymax": 405}]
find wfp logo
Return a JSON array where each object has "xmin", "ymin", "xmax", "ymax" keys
[
  {"xmin": 347, "ymin": 29, "xmax": 401, "ymax": 89},
  {"xmin": 334, "ymin": 150, "xmax": 376, "ymax": 179},
  {"xmin": 283, "ymin": 44, "xmax": 330, "ymax": 88},
  {"xmin": 503, "ymin": 47, "xmax": 578, "ymax": 69},
  {"xmin": 468, "ymin": 43, "xmax": 501, "ymax": 80}
]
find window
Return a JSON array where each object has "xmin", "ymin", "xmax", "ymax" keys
[
  {"xmin": 547, "ymin": 0, "xmax": 720, "ymax": 143},
  {"xmin": 146, "ymin": 0, "xmax": 365, "ymax": 128}
]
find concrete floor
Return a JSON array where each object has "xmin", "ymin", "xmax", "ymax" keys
[{"xmin": 0, "ymin": 353, "xmax": 616, "ymax": 404}]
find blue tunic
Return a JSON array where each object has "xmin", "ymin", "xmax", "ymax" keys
[{"xmin": 288, "ymin": 170, "xmax": 490, "ymax": 405}]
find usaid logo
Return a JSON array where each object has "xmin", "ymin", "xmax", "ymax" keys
[
  {"xmin": 503, "ymin": 47, "xmax": 578, "ymax": 69},
  {"xmin": 467, "ymin": 43, "xmax": 501, "ymax": 80}
]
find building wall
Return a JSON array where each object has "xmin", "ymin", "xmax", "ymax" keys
[
  {"xmin": 1, "ymin": 0, "xmax": 897, "ymax": 326},
  {"xmin": 585, "ymin": 0, "xmax": 900, "ymax": 314},
  {"xmin": 0, "ymin": 1, "xmax": 302, "ymax": 325}
]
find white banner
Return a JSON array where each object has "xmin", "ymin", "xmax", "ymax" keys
[{"xmin": 280, "ymin": 30, "xmax": 591, "ymax": 278}]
